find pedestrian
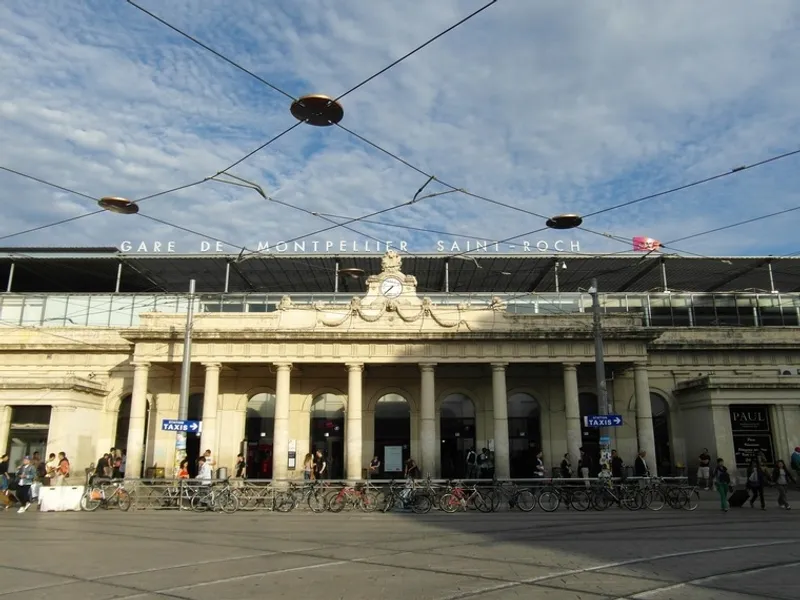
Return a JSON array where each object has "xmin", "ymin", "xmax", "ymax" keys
[
  {"xmin": 466, "ymin": 448, "xmax": 478, "ymax": 479},
  {"xmin": 772, "ymin": 459, "xmax": 795, "ymax": 510},
  {"xmin": 746, "ymin": 458, "xmax": 767, "ymax": 510},
  {"xmin": 791, "ymin": 447, "xmax": 800, "ymax": 483},
  {"xmin": 15, "ymin": 456, "xmax": 36, "ymax": 513},
  {"xmin": 713, "ymin": 458, "xmax": 731, "ymax": 512},
  {"xmin": 559, "ymin": 453, "xmax": 572, "ymax": 478},
  {"xmin": 697, "ymin": 448, "xmax": 712, "ymax": 490}
]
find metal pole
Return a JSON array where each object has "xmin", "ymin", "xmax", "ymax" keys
[
  {"xmin": 767, "ymin": 261, "xmax": 777, "ymax": 293},
  {"xmin": 660, "ymin": 258, "xmax": 668, "ymax": 292},
  {"xmin": 554, "ymin": 264, "xmax": 560, "ymax": 293},
  {"xmin": 115, "ymin": 262, "xmax": 123, "ymax": 293},
  {"xmin": 444, "ymin": 260, "xmax": 450, "ymax": 293},
  {"xmin": 334, "ymin": 260, "xmax": 340, "ymax": 293},
  {"xmin": 224, "ymin": 262, "xmax": 231, "ymax": 293},
  {"xmin": 6, "ymin": 262, "xmax": 14, "ymax": 293},
  {"xmin": 174, "ymin": 279, "xmax": 196, "ymax": 476},
  {"xmin": 590, "ymin": 278, "xmax": 610, "ymax": 469}
]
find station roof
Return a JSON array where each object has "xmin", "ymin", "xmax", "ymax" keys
[{"xmin": 0, "ymin": 248, "xmax": 798, "ymax": 295}]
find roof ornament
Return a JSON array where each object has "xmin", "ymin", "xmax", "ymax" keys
[{"xmin": 381, "ymin": 250, "xmax": 402, "ymax": 274}]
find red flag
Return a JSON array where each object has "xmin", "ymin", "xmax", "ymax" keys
[{"xmin": 632, "ymin": 236, "xmax": 661, "ymax": 252}]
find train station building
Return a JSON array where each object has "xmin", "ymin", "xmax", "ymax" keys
[{"xmin": 1, "ymin": 246, "xmax": 799, "ymax": 479}]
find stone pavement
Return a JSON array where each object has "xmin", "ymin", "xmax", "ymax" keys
[{"xmin": 1, "ymin": 502, "xmax": 799, "ymax": 600}]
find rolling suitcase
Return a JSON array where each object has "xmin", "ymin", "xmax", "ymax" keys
[{"xmin": 728, "ymin": 489, "xmax": 749, "ymax": 508}]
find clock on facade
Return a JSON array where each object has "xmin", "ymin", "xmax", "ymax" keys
[{"xmin": 380, "ymin": 277, "xmax": 403, "ymax": 298}]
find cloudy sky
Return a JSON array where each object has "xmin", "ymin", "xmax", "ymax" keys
[{"xmin": 1, "ymin": 0, "xmax": 799, "ymax": 259}]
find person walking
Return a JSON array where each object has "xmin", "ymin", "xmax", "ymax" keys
[
  {"xmin": 772, "ymin": 459, "xmax": 795, "ymax": 510},
  {"xmin": 15, "ymin": 456, "xmax": 36, "ymax": 513},
  {"xmin": 746, "ymin": 458, "xmax": 767, "ymax": 510},
  {"xmin": 713, "ymin": 458, "xmax": 731, "ymax": 512}
]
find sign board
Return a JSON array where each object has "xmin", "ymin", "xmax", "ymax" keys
[
  {"xmin": 384, "ymin": 446, "xmax": 403, "ymax": 473},
  {"xmin": 583, "ymin": 415, "xmax": 623, "ymax": 428},
  {"xmin": 730, "ymin": 405, "xmax": 774, "ymax": 467},
  {"xmin": 161, "ymin": 419, "xmax": 202, "ymax": 433}
]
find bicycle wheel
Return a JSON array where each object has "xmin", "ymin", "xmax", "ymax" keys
[
  {"xmin": 622, "ymin": 489, "xmax": 643, "ymax": 511},
  {"xmin": 591, "ymin": 490, "xmax": 611, "ymax": 511},
  {"xmin": 117, "ymin": 489, "xmax": 132, "ymax": 511},
  {"xmin": 360, "ymin": 491, "xmax": 380, "ymax": 513},
  {"xmin": 275, "ymin": 492, "xmax": 296, "ymax": 513},
  {"xmin": 308, "ymin": 490, "xmax": 327, "ymax": 513},
  {"xmin": 235, "ymin": 487, "xmax": 259, "ymax": 511},
  {"xmin": 538, "ymin": 490, "xmax": 560, "ymax": 512},
  {"xmin": 474, "ymin": 492, "xmax": 493, "ymax": 513},
  {"xmin": 485, "ymin": 489, "xmax": 501, "ymax": 512},
  {"xmin": 645, "ymin": 489, "xmax": 665, "ymax": 511},
  {"xmin": 410, "ymin": 493, "xmax": 432, "ymax": 514},
  {"xmin": 439, "ymin": 493, "xmax": 462, "ymax": 513},
  {"xmin": 191, "ymin": 492, "xmax": 210, "ymax": 512},
  {"xmin": 515, "ymin": 489, "xmax": 536, "ymax": 512},
  {"xmin": 218, "ymin": 491, "xmax": 239, "ymax": 514},
  {"xmin": 569, "ymin": 489, "xmax": 591, "ymax": 511},
  {"xmin": 80, "ymin": 490, "xmax": 102, "ymax": 512},
  {"xmin": 681, "ymin": 488, "xmax": 699, "ymax": 511},
  {"xmin": 328, "ymin": 493, "xmax": 347, "ymax": 513}
]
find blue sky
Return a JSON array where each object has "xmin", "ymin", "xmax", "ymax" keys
[{"xmin": 1, "ymin": 0, "xmax": 799, "ymax": 258}]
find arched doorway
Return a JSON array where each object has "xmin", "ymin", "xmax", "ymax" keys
[
  {"xmin": 579, "ymin": 392, "xmax": 600, "ymax": 475},
  {"xmin": 114, "ymin": 396, "xmax": 150, "ymax": 475},
  {"xmin": 245, "ymin": 393, "xmax": 276, "ymax": 479},
  {"xmin": 186, "ymin": 393, "xmax": 204, "ymax": 476},
  {"xmin": 374, "ymin": 394, "xmax": 410, "ymax": 477},
  {"xmin": 440, "ymin": 393, "xmax": 475, "ymax": 479},
  {"xmin": 651, "ymin": 393, "xmax": 672, "ymax": 475},
  {"xmin": 309, "ymin": 393, "xmax": 345, "ymax": 479},
  {"xmin": 508, "ymin": 393, "xmax": 541, "ymax": 478}
]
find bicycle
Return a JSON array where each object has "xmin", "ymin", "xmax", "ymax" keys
[
  {"xmin": 382, "ymin": 479, "xmax": 432, "ymax": 514},
  {"xmin": 190, "ymin": 481, "xmax": 239, "ymax": 513},
  {"xmin": 81, "ymin": 479, "xmax": 131, "ymax": 512},
  {"xmin": 328, "ymin": 481, "xmax": 380, "ymax": 512},
  {"xmin": 439, "ymin": 481, "xmax": 493, "ymax": 513}
]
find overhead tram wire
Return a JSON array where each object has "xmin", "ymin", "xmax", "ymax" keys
[
  {"xmin": 333, "ymin": 0, "xmax": 499, "ymax": 102},
  {"xmin": 583, "ymin": 147, "xmax": 800, "ymax": 219},
  {"xmin": 125, "ymin": 0, "xmax": 297, "ymax": 102},
  {"xmin": 0, "ymin": 166, "xmax": 98, "ymax": 202}
]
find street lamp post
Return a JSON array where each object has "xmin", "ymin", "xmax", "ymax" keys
[
  {"xmin": 588, "ymin": 278, "xmax": 611, "ymax": 469},
  {"xmin": 174, "ymin": 279, "xmax": 196, "ymax": 476}
]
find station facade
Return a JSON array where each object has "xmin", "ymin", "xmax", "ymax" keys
[{"xmin": 1, "ymin": 249, "xmax": 799, "ymax": 479}]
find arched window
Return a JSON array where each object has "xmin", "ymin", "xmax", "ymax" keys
[
  {"xmin": 374, "ymin": 394, "xmax": 411, "ymax": 476},
  {"xmin": 440, "ymin": 393, "xmax": 475, "ymax": 479},
  {"xmin": 651, "ymin": 393, "xmax": 671, "ymax": 475},
  {"xmin": 245, "ymin": 393, "xmax": 276, "ymax": 479},
  {"xmin": 310, "ymin": 393, "xmax": 345, "ymax": 479},
  {"xmin": 508, "ymin": 393, "xmax": 541, "ymax": 478}
]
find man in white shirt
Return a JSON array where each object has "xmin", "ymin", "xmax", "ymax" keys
[{"xmin": 197, "ymin": 457, "xmax": 213, "ymax": 484}]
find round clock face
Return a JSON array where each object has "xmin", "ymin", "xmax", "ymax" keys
[{"xmin": 380, "ymin": 277, "xmax": 403, "ymax": 298}]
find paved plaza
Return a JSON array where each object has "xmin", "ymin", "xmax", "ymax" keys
[{"xmin": 1, "ymin": 502, "xmax": 799, "ymax": 600}]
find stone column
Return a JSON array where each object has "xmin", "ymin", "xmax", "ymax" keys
[
  {"xmin": 563, "ymin": 363, "xmax": 582, "ymax": 464},
  {"xmin": 634, "ymin": 362, "xmax": 658, "ymax": 474},
  {"xmin": 0, "ymin": 405, "xmax": 12, "ymax": 455},
  {"xmin": 200, "ymin": 363, "xmax": 221, "ymax": 454},
  {"xmin": 125, "ymin": 361, "xmax": 150, "ymax": 479},
  {"xmin": 272, "ymin": 363, "xmax": 292, "ymax": 481},
  {"xmin": 346, "ymin": 363, "xmax": 364, "ymax": 480},
  {"xmin": 491, "ymin": 363, "xmax": 511, "ymax": 479},
  {"xmin": 419, "ymin": 363, "xmax": 437, "ymax": 478}
]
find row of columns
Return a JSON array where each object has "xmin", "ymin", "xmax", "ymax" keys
[
  {"xmin": 563, "ymin": 361, "xmax": 656, "ymax": 467},
  {"xmin": 123, "ymin": 360, "xmax": 657, "ymax": 480}
]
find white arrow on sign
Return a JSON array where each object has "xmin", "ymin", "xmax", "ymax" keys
[
  {"xmin": 612, "ymin": 416, "xmax": 622, "ymax": 425},
  {"xmin": 189, "ymin": 422, "xmax": 199, "ymax": 431}
]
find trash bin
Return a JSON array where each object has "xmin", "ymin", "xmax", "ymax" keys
[{"xmin": 216, "ymin": 467, "xmax": 228, "ymax": 481}]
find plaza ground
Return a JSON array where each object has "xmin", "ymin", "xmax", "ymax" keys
[{"xmin": 1, "ymin": 501, "xmax": 798, "ymax": 600}]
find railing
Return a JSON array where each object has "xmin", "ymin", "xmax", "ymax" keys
[{"xmin": 0, "ymin": 291, "xmax": 798, "ymax": 328}]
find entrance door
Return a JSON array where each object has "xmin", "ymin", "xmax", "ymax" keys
[
  {"xmin": 439, "ymin": 393, "xmax": 476, "ymax": 479},
  {"xmin": 374, "ymin": 394, "xmax": 411, "ymax": 478},
  {"xmin": 309, "ymin": 393, "xmax": 345, "ymax": 479}
]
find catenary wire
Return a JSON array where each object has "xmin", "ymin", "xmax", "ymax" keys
[
  {"xmin": 0, "ymin": 165, "xmax": 97, "ymax": 202},
  {"xmin": 334, "ymin": 0, "xmax": 499, "ymax": 101},
  {"xmin": 0, "ymin": 210, "xmax": 104, "ymax": 243},
  {"xmin": 583, "ymin": 148, "xmax": 800, "ymax": 218},
  {"xmin": 125, "ymin": 0, "xmax": 296, "ymax": 102}
]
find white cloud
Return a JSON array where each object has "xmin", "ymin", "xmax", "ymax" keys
[{"xmin": 0, "ymin": 0, "xmax": 799, "ymax": 261}]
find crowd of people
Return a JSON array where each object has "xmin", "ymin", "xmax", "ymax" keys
[{"xmin": 1, "ymin": 451, "xmax": 71, "ymax": 512}]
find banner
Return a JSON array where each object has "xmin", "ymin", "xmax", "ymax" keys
[{"xmin": 632, "ymin": 236, "xmax": 662, "ymax": 252}]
